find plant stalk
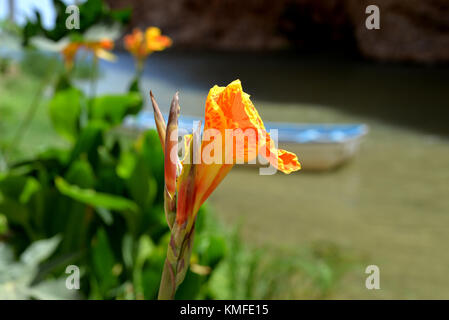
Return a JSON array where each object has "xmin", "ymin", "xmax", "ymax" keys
[{"xmin": 158, "ymin": 224, "xmax": 196, "ymax": 300}]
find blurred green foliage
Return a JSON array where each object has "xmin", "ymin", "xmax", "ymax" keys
[
  {"xmin": 0, "ymin": 73, "xmax": 226, "ymax": 298},
  {"xmin": 0, "ymin": 0, "xmax": 354, "ymax": 297},
  {"xmin": 0, "ymin": 236, "xmax": 77, "ymax": 299},
  {"xmin": 0, "ymin": 61, "xmax": 355, "ymax": 299},
  {"xmin": 0, "ymin": 57, "xmax": 11, "ymax": 74},
  {"xmin": 22, "ymin": 0, "xmax": 131, "ymax": 45}
]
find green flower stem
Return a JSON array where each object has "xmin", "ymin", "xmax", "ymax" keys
[
  {"xmin": 82, "ymin": 56, "xmax": 98, "ymax": 128},
  {"xmin": 158, "ymin": 223, "xmax": 196, "ymax": 300},
  {"xmin": 136, "ymin": 59, "xmax": 144, "ymax": 77},
  {"xmin": 164, "ymin": 189, "xmax": 176, "ymax": 230}
]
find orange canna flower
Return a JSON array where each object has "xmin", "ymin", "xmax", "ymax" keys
[
  {"xmin": 152, "ymin": 80, "xmax": 301, "ymax": 226},
  {"xmin": 124, "ymin": 27, "xmax": 172, "ymax": 62},
  {"xmin": 154, "ymin": 80, "xmax": 301, "ymax": 299},
  {"xmin": 61, "ymin": 38, "xmax": 116, "ymax": 70}
]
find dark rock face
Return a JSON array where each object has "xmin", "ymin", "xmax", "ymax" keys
[
  {"xmin": 106, "ymin": 0, "xmax": 449, "ymax": 63},
  {"xmin": 346, "ymin": 0, "xmax": 449, "ymax": 63}
]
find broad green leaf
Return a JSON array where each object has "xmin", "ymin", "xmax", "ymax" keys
[
  {"xmin": 196, "ymin": 234, "xmax": 227, "ymax": 268},
  {"xmin": 20, "ymin": 235, "xmax": 61, "ymax": 267},
  {"xmin": 19, "ymin": 178, "xmax": 41, "ymax": 204},
  {"xmin": 122, "ymin": 233, "xmax": 134, "ymax": 269},
  {"xmin": 55, "ymin": 177, "xmax": 138, "ymax": 212},
  {"xmin": 96, "ymin": 207, "xmax": 113, "ymax": 225},
  {"xmin": 116, "ymin": 151, "xmax": 136, "ymax": 179},
  {"xmin": 140, "ymin": 130, "xmax": 164, "ymax": 186},
  {"xmin": 65, "ymin": 159, "xmax": 95, "ymax": 189},
  {"xmin": 68, "ymin": 122, "xmax": 104, "ymax": 165},
  {"xmin": 91, "ymin": 228, "xmax": 119, "ymax": 296},
  {"xmin": 0, "ymin": 242, "xmax": 14, "ymax": 266},
  {"xmin": 0, "ymin": 214, "xmax": 7, "ymax": 235},
  {"xmin": 128, "ymin": 76, "xmax": 140, "ymax": 93},
  {"xmin": 207, "ymin": 260, "xmax": 232, "ymax": 299},
  {"xmin": 0, "ymin": 175, "xmax": 28, "ymax": 199},
  {"xmin": 175, "ymin": 271, "xmax": 203, "ymax": 300},
  {"xmin": 136, "ymin": 235, "xmax": 155, "ymax": 269},
  {"xmin": 0, "ymin": 197, "xmax": 30, "ymax": 227},
  {"xmin": 37, "ymin": 147, "xmax": 70, "ymax": 164},
  {"xmin": 127, "ymin": 157, "xmax": 157, "ymax": 209},
  {"xmin": 0, "ymin": 240, "xmax": 74, "ymax": 300},
  {"xmin": 48, "ymin": 88, "xmax": 83, "ymax": 142},
  {"xmin": 28, "ymin": 278, "xmax": 78, "ymax": 300},
  {"xmin": 89, "ymin": 93, "xmax": 142, "ymax": 126}
]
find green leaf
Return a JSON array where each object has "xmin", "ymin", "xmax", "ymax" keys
[
  {"xmin": 175, "ymin": 271, "xmax": 203, "ymax": 300},
  {"xmin": 0, "ymin": 175, "xmax": 28, "ymax": 199},
  {"xmin": 96, "ymin": 207, "xmax": 113, "ymax": 226},
  {"xmin": 55, "ymin": 177, "xmax": 138, "ymax": 212},
  {"xmin": 140, "ymin": 130, "xmax": 164, "ymax": 185},
  {"xmin": 0, "ymin": 240, "xmax": 76, "ymax": 300},
  {"xmin": 0, "ymin": 214, "xmax": 7, "ymax": 235},
  {"xmin": 196, "ymin": 234, "xmax": 227, "ymax": 268},
  {"xmin": 0, "ymin": 242, "xmax": 14, "ymax": 266},
  {"xmin": 0, "ymin": 197, "xmax": 30, "ymax": 227},
  {"xmin": 91, "ymin": 228, "xmax": 119, "ymax": 297},
  {"xmin": 128, "ymin": 76, "xmax": 140, "ymax": 93},
  {"xmin": 110, "ymin": 7, "xmax": 132, "ymax": 25},
  {"xmin": 28, "ymin": 278, "xmax": 78, "ymax": 300},
  {"xmin": 68, "ymin": 122, "xmax": 104, "ymax": 165},
  {"xmin": 20, "ymin": 235, "xmax": 61, "ymax": 267},
  {"xmin": 48, "ymin": 88, "xmax": 83, "ymax": 142},
  {"xmin": 207, "ymin": 260, "xmax": 232, "ymax": 299},
  {"xmin": 136, "ymin": 235, "xmax": 155, "ymax": 269},
  {"xmin": 19, "ymin": 178, "xmax": 41, "ymax": 204},
  {"xmin": 116, "ymin": 151, "xmax": 137, "ymax": 179},
  {"xmin": 122, "ymin": 233, "xmax": 134, "ymax": 269},
  {"xmin": 127, "ymin": 157, "xmax": 157, "ymax": 209},
  {"xmin": 89, "ymin": 93, "xmax": 142, "ymax": 126},
  {"xmin": 65, "ymin": 159, "xmax": 95, "ymax": 189}
]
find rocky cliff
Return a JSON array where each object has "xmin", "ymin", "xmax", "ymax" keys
[{"xmin": 106, "ymin": 0, "xmax": 449, "ymax": 63}]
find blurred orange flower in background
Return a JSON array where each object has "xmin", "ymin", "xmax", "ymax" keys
[
  {"xmin": 124, "ymin": 27, "xmax": 172, "ymax": 62},
  {"xmin": 61, "ymin": 38, "xmax": 116, "ymax": 70}
]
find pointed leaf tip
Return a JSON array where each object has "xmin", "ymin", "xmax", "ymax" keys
[
  {"xmin": 149, "ymin": 91, "xmax": 167, "ymax": 151},
  {"xmin": 164, "ymin": 92, "xmax": 181, "ymax": 198}
]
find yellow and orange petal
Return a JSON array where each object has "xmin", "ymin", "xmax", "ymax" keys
[
  {"xmin": 188, "ymin": 80, "xmax": 301, "ymax": 217},
  {"xmin": 203, "ymin": 79, "xmax": 301, "ymax": 173},
  {"xmin": 166, "ymin": 80, "xmax": 301, "ymax": 225}
]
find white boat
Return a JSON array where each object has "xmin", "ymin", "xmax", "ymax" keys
[
  {"xmin": 124, "ymin": 112, "xmax": 369, "ymax": 171},
  {"xmin": 263, "ymin": 122, "xmax": 368, "ymax": 170}
]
